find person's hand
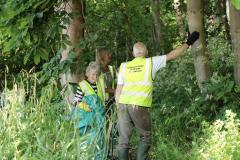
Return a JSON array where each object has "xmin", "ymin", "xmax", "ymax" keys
[
  {"xmin": 186, "ymin": 31, "xmax": 200, "ymax": 46},
  {"xmin": 78, "ymin": 102, "xmax": 92, "ymax": 112}
]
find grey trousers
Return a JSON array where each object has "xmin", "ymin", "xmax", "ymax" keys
[{"xmin": 117, "ymin": 103, "xmax": 151, "ymax": 149}]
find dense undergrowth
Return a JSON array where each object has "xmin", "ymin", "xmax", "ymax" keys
[
  {"xmin": 1, "ymin": 0, "xmax": 240, "ymax": 159},
  {"xmin": 1, "ymin": 37, "xmax": 240, "ymax": 160},
  {"xmin": 0, "ymin": 74, "xmax": 112, "ymax": 160},
  {"xmin": 150, "ymin": 36, "xmax": 240, "ymax": 159}
]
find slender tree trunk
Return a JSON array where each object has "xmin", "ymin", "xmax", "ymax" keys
[
  {"xmin": 60, "ymin": 0, "xmax": 85, "ymax": 86},
  {"xmin": 229, "ymin": 2, "xmax": 240, "ymax": 82},
  {"xmin": 187, "ymin": 0, "xmax": 212, "ymax": 85},
  {"xmin": 60, "ymin": 0, "xmax": 85, "ymax": 103},
  {"xmin": 173, "ymin": 0, "xmax": 185, "ymax": 38},
  {"xmin": 151, "ymin": 0, "xmax": 164, "ymax": 53},
  {"xmin": 120, "ymin": 1, "xmax": 133, "ymax": 61},
  {"xmin": 217, "ymin": 0, "xmax": 231, "ymax": 42}
]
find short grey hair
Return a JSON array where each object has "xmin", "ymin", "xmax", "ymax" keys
[
  {"xmin": 85, "ymin": 61, "xmax": 101, "ymax": 76},
  {"xmin": 133, "ymin": 42, "xmax": 148, "ymax": 57}
]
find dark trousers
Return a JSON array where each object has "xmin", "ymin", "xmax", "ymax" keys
[{"xmin": 117, "ymin": 103, "xmax": 151, "ymax": 149}]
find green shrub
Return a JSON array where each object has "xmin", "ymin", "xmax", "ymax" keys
[{"xmin": 192, "ymin": 110, "xmax": 240, "ymax": 160}]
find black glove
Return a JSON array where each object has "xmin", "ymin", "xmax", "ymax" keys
[{"xmin": 186, "ymin": 31, "xmax": 199, "ymax": 46}]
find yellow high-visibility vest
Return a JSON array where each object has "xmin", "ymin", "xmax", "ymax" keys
[
  {"xmin": 99, "ymin": 65, "xmax": 115, "ymax": 101},
  {"xmin": 119, "ymin": 57, "xmax": 153, "ymax": 107},
  {"xmin": 78, "ymin": 79, "xmax": 106, "ymax": 103}
]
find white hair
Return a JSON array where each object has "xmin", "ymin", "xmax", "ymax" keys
[
  {"xmin": 85, "ymin": 61, "xmax": 100, "ymax": 76},
  {"xmin": 133, "ymin": 42, "xmax": 148, "ymax": 57}
]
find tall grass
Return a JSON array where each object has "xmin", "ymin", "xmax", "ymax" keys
[
  {"xmin": 0, "ymin": 73, "xmax": 112, "ymax": 160},
  {"xmin": 3, "ymin": 68, "xmax": 240, "ymax": 159}
]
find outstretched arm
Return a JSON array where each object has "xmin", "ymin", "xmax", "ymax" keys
[
  {"xmin": 166, "ymin": 31, "xmax": 199, "ymax": 61},
  {"xmin": 166, "ymin": 43, "xmax": 189, "ymax": 61}
]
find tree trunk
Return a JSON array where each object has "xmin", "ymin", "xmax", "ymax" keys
[
  {"xmin": 60, "ymin": 0, "xmax": 85, "ymax": 104},
  {"xmin": 229, "ymin": 2, "xmax": 240, "ymax": 82},
  {"xmin": 173, "ymin": 0, "xmax": 185, "ymax": 38},
  {"xmin": 60, "ymin": 0, "xmax": 85, "ymax": 86},
  {"xmin": 187, "ymin": 0, "xmax": 212, "ymax": 85},
  {"xmin": 217, "ymin": 0, "xmax": 231, "ymax": 42},
  {"xmin": 151, "ymin": 0, "xmax": 164, "ymax": 53}
]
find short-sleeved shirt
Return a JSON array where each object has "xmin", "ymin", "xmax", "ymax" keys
[{"xmin": 117, "ymin": 55, "xmax": 166, "ymax": 85}]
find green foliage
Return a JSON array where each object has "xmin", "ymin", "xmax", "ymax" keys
[
  {"xmin": 192, "ymin": 110, "xmax": 240, "ymax": 160},
  {"xmin": 152, "ymin": 52, "xmax": 199, "ymax": 143},
  {"xmin": 207, "ymin": 37, "xmax": 233, "ymax": 74},
  {"xmin": 38, "ymin": 50, "xmax": 76, "ymax": 85},
  {"xmin": 0, "ymin": 0, "xmax": 180, "ymax": 83},
  {"xmin": 1, "ymin": 0, "xmax": 240, "ymax": 159},
  {"xmin": 151, "ymin": 36, "xmax": 240, "ymax": 159},
  {"xmin": 83, "ymin": 0, "xmax": 153, "ymax": 64},
  {"xmin": 77, "ymin": 0, "xmax": 188, "ymax": 69},
  {"xmin": 151, "ymin": 123, "xmax": 186, "ymax": 160},
  {"xmin": 198, "ymin": 74, "xmax": 240, "ymax": 117},
  {"xmin": 0, "ymin": 0, "xmax": 69, "ymax": 78},
  {"xmin": 231, "ymin": 0, "xmax": 240, "ymax": 10},
  {"xmin": 0, "ymin": 75, "xmax": 109, "ymax": 159},
  {"xmin": 0, "ymin": 0, "xmax": 73, "ymax": 89},
  {"xmin": 203, "ymin": 0, "xmax": 230, "ymax": 40},
  {"xmin": 158, "ymin": 0, "xmax": 187, "ymax": 51}
]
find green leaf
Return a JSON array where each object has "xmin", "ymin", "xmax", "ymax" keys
[
  {"xmin": 24, "ymin": 52, "xmax": 31, "ymax": 65},
  {"xmin": 34, "ymin": 53, "xmax": 41, "ymax": 65},
  {"xmin": 24, "ymin": 33, "xmax": 31, "ymax": 46},
  {"xmin": 216, "ymin": 91, "xmax": 224, "ymax": 100},
  {"xmin": 18, "ymin": 19, "xmax": 29, "ymax": 29},
  {"xmin": 235, "ymin": 83, "xmax": 240, "ymax": 93},
  {"xmin": 3, "ymin": 37, "xmax": 17, "ymax": 52},
  {"xmin": 231, "ymin": 0, "xmax": 240, "ymax": 10},
  {"xmin": 226, "ymin": 80, "xmax": 234, "ymax": 92},
  {"xmin": 40, "ymin": 48, "xmax": 49, "ymax": 61}
]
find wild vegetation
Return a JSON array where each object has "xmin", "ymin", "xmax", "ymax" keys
[{"xmin": 1, "ymin": 0, "xmax": 240, "ymax": 159}]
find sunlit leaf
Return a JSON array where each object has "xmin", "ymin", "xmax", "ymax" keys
[
  {"xmin": 40, "ymin": 48, "xmax": 49, "ymax": 61},
  {"xmin": 3, "ymin": 37, "xmax": 17, "ymax": 52},
  {"xmin": 34, "ymin": 52, "xmax": 41, "ymax": 64}
]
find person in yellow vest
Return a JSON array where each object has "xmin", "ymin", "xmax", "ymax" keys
[
  {"xmin": 96, "ymin": 47, "xmax": 118, "ymax": 159},
  {"xmin": 115, "ymin": 31, "xmax": 199, "ymax": 160},
  {"xmin": 72, "ymin": 61, "xmax": 106, "ymax": 117},
  {"xmin": 96, "ymin": 47, "xmax": 117, "ymax": 114},
  {"xmin": 72, "ymin": 61, "xmax": 107, "ymax": 159}
]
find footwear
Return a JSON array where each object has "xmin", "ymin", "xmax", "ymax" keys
[
  {"xmin": 136, "ymin": 141, "xmax": 150, "ymax": 160},
  {"xmin": 118, "ymin": 148, "xmax": 129, "ymax": 160}
]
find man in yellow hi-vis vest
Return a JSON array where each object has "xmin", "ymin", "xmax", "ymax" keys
[{"xmin": 115, "ymin": 31, "xmax": 199, "ymax": 160}]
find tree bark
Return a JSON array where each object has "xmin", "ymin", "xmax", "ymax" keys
[
  {"xmin": 217, "ymin": 0, "xmax": 231, "ymax": 42},
  {"xmin": 187, "ymin": 0, "xmax": 212, "ymax": 85},
  {"xmin": 151, "ymin": 0, "xmax": 164, "ymax": 53},
  {"xmin": 60, "ymin": 0, "xmax": 85, "ymax": 104},
  {"xmin": 229, "ymin": 2, "xmax": 240, "ymax": 82},
  {"xmin": 173, "ymin": 0, "xmax": 185, "ymax": 38},
  {"xmin": 60, "ymin": 0, "xmax": 85, "ymax": 86}
]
